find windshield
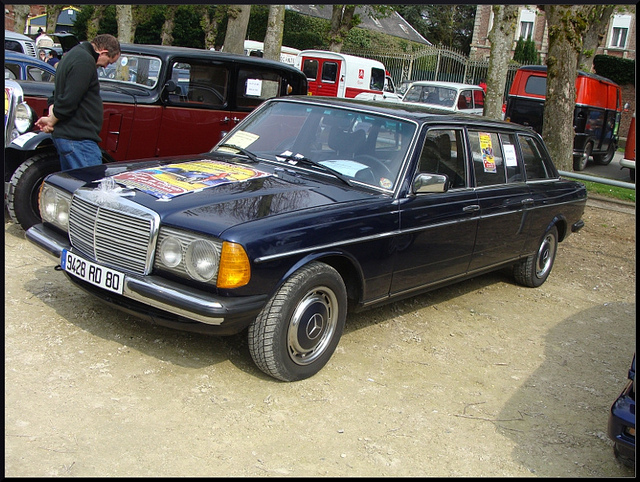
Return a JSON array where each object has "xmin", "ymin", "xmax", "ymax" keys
[
  {"xmin": 404, "ymin": 85, "xmax": 457, "ymax": 108},
  {"xmin": 213, "ymin": 100, "xmax": 417, "ymax": 191},
  {"xmin": 98, "ymin": 54, "xmax": 162, "ymax": 89}
]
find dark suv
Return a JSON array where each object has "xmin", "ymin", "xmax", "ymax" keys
[{"xmin": 5, "ymin": 43, "xmax": 308, "ymax": 231}]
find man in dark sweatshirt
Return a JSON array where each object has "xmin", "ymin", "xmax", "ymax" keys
[{"xmin": 35, "ymin": 34, "xmax": 121, "ymax": 170}]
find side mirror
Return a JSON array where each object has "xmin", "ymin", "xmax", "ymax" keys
[
  {"xmin": 164, "ymin": 79, "xmax": 179, "ymax": 94},
  {"xmin": 412, "ymin": 173, "xmax": 449, "ymax": 194}
]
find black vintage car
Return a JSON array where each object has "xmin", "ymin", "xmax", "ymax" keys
[
  {"xmin": 5, "ymin": 43, "xmax": 308, "ymax": 231},
  {"xmin": 26, "ymin": 96, "xmax": 587, "ymax": 381}
]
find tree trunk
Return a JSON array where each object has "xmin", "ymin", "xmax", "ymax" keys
[
  {"xmin": 543, "ymin": 5, "xmax": 592, "ymax": 172},
  {"xmin": 12, "ymin": 4, "xmax": 31, "ymax": 34},
  {"xmin": 116, "ymin": 5, "xmax": 135, "ymax": 43},
  {"xmin": 161, "ymin": 5, "xmax": 179, "ymax": 46},
  {"xmin": 223, "ymin": 5, "xmax": 251, "ymax": 55},
  {"xmin": 46, "ymin": 5, "xmax": 63, "ymax": 34},
  {"xmin": 484, "ymin": 5, "xmax": 519, "ymax": 120},
  {"xmin": 198, "ymin": 5, "xmax": 224, "ymax": 50},
  {"xmin": 87, "ymin": 5, "xmax": 106, "ymax": 40},
  {"xmin": 263, "ymin": 5, "xmax": 285, "ymax": 62},
  {"xmin": 577, "ymin": 5, "xmax": 615, "ymax": 72},
  {"xmin": 328, "ymin": 5, "xmax": 356, "ymax": 52}
]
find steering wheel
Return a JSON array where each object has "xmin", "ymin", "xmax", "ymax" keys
[{"xmin": 354, "ymin": 154, "xmax": 393, "ymax": 179}]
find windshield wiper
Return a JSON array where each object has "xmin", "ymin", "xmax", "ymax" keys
[
  {"xmin": 216, "ymin": 143, "xmax": 259, "ymax": 163},
  {"xmin": 277, "ymin": 154, "xmax": 352, "ymax": 186}
]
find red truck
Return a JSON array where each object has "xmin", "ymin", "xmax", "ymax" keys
[{"xmin": 505, "ymin": 65, "xmax": 622, "ymax": 171}]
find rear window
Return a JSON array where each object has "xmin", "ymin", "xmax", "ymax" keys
[
  {"xmin": 524, "ymin": 75, "xmax": 547, "ymax": 96},
  {"xmin": 370, "ymin": 68, "xmax": 384, "ymax": 91},
  {"xmin": 321, "ymin": 62, "xmax": 338, "ymax": 83},
  {"xmin": 302, "ymin": 59, "xmax": 318, "ymax": 80}
]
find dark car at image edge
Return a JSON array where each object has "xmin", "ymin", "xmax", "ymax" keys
[{"xmin": 25, "ymin": 96, "xmax": 587, "ymax": 381}]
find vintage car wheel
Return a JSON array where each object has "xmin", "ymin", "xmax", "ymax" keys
[
  {"xmin": 573, "ymin": 142, "xmax": 592, "ymax": 171},
  {"xmin": 592, "ymin": 143, "xmax": 616, "ymax": 165},
  {"xmin": 513, "ymin": 226, "xmax": 558, "ymax": 288},
  {"xmin": 7, "ymin": 152, "xmax": 61, "ymax": 231},
  {"xmin": 248, "ymin": 262, "xmax": 347, "ymax": 381}
]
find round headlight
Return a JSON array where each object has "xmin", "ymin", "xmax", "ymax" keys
[
  {"xmin": 14, "ymin": 103, "xmax": 34, "ymax": 134},
  {"xmin": 159, "ymin": 236, "xmax": 183, "ymax": 268},
  {"xmin": 185, "ymin": 240, "xmax": 219, "ymax": 282}
]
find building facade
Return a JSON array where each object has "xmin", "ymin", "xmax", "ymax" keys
[{"xmin": 470, "ymin": 5, "xmax": 636, "ymax": 63}]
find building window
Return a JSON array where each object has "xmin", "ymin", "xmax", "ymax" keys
[
  {"xmin": 519, "ymin": 21, "xmax": 534, "ymax": 40},
  {"xmin": 610, "ymin": 15, "xmax": 631, "ymax": 49},
  {"xmin": 517, "ymin": 9, "xmax": 537, "ymax": 40},
  {"xmin": 611, "ymin": 27, "xmax": 628, "ymax": 48}
]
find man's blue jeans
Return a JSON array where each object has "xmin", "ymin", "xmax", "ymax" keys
[{"xmin": 52, "ymin": 137, "xmax": 102, "ymax": 171}]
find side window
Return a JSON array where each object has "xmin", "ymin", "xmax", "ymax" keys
[
  {"xmin": 27, "ymin": 66, "xmax": 54, "ymax": 82},
  {"xmin": 169, "ymin": 61, "xmax": 229, "ymax": 107},
  {"xmin": 457, "ymin": 90, "xmax": 473, "ymax": 111},
  {"xmin": 500, "ymin": 133, "xmax": 523, "ymax": 182},
  {"xmin": 384, "ymin": 76, "xmax": 395, "ymax": 93},
  {"xmin": 370, "ymin": 68, "xmax": 384, "ymax": 91},
  {"xmin": 418, "ymin": 128, "xmax": 467, "ymax": 189},
  {"xmin": 473, "ymin": 89, "xmax": 485, "ymax": 109},
  {"xmin": 524, "ymin": 75, "xmax": 546, "ymax": 96},
  {"xmin": 5, "ymin": 64, "xmax": 20, "ymax": 80},
  {"xmin": 321, "ymin": 62, "xmax": 338, "ymax": 82},
  {"xmin": 237, "ymin": 68, "xmax": 283, "ymax": 109},
  {"xmin": 518, "ymin": 134, "xmax": 552, "ymax": 180},
  {"xmin": 469, "ymin": 130, "xmax": 506, "ymax": 187},
  {"xmin": 302, "ymin": 59, "xmax": 318, "ymax": 80}
]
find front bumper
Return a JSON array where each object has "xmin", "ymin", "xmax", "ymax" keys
[
  {"xmin": 26, "ymin": 223, "xmax": 268, "ymax": 335},
  {"xmin": 619, "ymin": 158, "xmax": 635, "ymax": 170},
  {"xmin": 608, "ymin": 378, "xmax": 636, "ymax": 463}
]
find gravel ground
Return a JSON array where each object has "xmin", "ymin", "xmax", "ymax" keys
[{"xmin": 4, "ymin": 196, "xmax": 636, "ymax": 477}]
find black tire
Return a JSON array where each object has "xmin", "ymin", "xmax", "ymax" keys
[
  {"xmin": 613, "ymin": 444, "xmax": 635, "ymax": 468},
  {"xmin": 593, "ymin": 143, "xmax": 616, "ymax": 165},
  {"xmin": 513, "ymin": 226, "xmax": 558, "ymax": 288},
  {"xmin": 573, "ymin": 142, "xmax": 592, "ymax": 171},
  {"xmin": 6, "ymin": 152, "xmax": 61, "ymax": 231},
  {"xmin": 248, "ymin": 262, "xmax": 347, "ymax": 382}
]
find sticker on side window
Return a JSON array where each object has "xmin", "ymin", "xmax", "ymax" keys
[{"xmin": 479, "ymin": 132, "xmax": 496, "ymax": 173}]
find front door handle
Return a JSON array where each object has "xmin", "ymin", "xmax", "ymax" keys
[{"xmin": 463, "ymin": 204, "xmax": 480, "ymax": 212}]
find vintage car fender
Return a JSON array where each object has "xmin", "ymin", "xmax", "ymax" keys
[{"xmin": 7, "ymin": 130, "xmax": 54, "ymax": 152}]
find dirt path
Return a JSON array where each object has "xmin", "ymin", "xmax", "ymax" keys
[{"xmin": 4, "ymin": 198, "xmax": 635, "ymax": 477}]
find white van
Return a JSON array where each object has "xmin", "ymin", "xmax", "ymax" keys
[
  {"xmin": 295, "ymin": 49, "xmax": 400, "ymax": 101},
  {"xmin": 243, "ymin": 40, "xmax": 301, "ymax": 66}
]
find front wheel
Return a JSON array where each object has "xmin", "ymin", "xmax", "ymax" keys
[
  {"xmin": 248, "ymin": 262, "xmax": 347, "ymax": 382},
  {"xmin": 6, "ymin": 151, "xmax": 61, "ymax": 231},
  {"xmin": 573, "ymin": 142, "xmax": 592, "ymax": 171},
  {"xmin": 513, "ymin": 226, "xmax": 558, "ymax": 288}
]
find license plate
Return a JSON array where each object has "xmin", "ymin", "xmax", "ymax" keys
[{"xmin": 61, "ymin": 249, "xmax": 125, "ymax": 295}]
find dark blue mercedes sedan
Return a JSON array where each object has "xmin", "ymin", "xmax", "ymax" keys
[{"xmin": 26, "ymin": 96, "xmax": 587, "ymax": 381}]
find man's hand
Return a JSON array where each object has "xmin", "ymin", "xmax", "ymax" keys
[{"xmin": 35, "ymin": 105, "xmax": 58, "ymax": 133}]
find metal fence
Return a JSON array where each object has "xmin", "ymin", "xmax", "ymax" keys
[{"xmin": 344, "ymin": 45, "xmax": 527, "ymax": 99}]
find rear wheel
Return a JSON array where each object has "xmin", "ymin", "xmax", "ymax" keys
[
  {"xmin": 7, "ymin": 152, "xmax": 60, "ymax": 231},
  {"xmin": 573, "ymin": 142, "xmax": 592, "ymax": 171},
  {"xmin": 593, "ymin": 143, "xmax": 616, "ymax": 165},
  {"xmin": 248, "ymin": 262, "xmax": 347, "ymax": 382},
  {"xmin": 514, "ymin": 226, "xmax": 558, "ymax": 288}
]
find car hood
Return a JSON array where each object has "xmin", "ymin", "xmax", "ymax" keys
[{"xmin": 59, "ymin": 155, "xmax": 383, "ymax": 238}]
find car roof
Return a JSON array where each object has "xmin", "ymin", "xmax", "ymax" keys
[
  {"xmin": 5, "ymin": 49, "xmax": 55, "ymax": 70},
  {"xmin": 118, "ymin": 43, "xmax": 306, "ymax": 76},
  {"xmin": 271, "ymin": 95, "xmax": 526, "ymax": 130},
  {"xmin": 4, "ymin": 30, "xmax": 35, "ymax": 41},
  {"xmin": 407, "ymin": 80, "xmax": 483, "ymax": 90}
]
